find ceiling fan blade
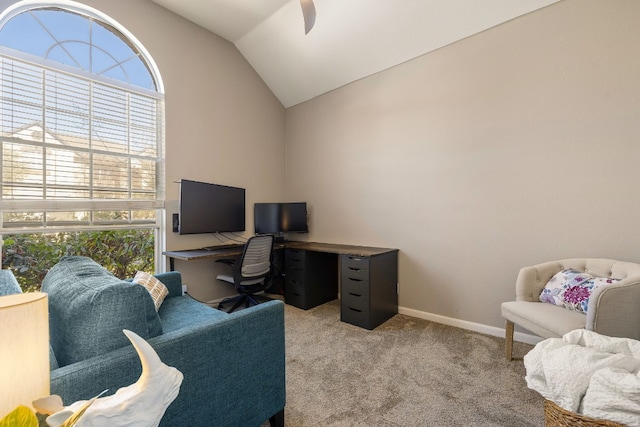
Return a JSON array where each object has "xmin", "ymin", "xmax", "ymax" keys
[{"xmin": 300, "ymin": 0, "xmax": 316, "ymax": 34}]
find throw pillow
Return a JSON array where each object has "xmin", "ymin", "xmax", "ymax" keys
[
  {"xmin": 134, "ymin": 271, "xmax": 169, "ymax": 311},
  {"xmin": 539, "ymin": 269, "xmax": 621, "ymax": 314}
]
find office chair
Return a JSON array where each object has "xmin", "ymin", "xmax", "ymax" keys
[{"xmin": 217, "ymin": 234, "xmax": 275, "ymax": 313}]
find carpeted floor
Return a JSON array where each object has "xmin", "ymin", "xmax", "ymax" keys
[{"xmin": 278, "ymin": 299, "xmax": 543, "ymax": 426}]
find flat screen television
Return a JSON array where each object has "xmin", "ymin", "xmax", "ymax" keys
[
  {"xmin": 179, "ymin": 179, "xmax": 245, "ymax": 235},
  {"xmin": 254, "ymin": 202, "xmax": 308, "ymax": 234}
]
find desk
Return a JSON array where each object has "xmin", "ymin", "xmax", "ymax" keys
[
  {"xmin": 164, "ymin": 241, "xmax": 398, "ymax": 329},
  {"xmin": 164, "ymin": 245, "xmax": 244, "ymax": 271}
]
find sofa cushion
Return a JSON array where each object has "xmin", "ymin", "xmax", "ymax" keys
[
  {"xmin": 539, "ymin": 269, "xmax": 621, "ymax": 314},
  {"xmin": 133, "ymin": 271, "xmax": 169, "ymax": 311},
  {"xmin": 42, "ymin": 256, "xmax": 162, "ymax": 367},
  {"xmin": 158, "ymin": 296, "xmax": 227, "ymax": 334}
]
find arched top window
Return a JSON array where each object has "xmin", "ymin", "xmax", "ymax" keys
[
  {"xmin": 0, "ymin": 1, "xmax": 163, "ymax": 93},
  {"xmin": 0, "ymin": 1, "xmax": 165, "ymax": 236}
]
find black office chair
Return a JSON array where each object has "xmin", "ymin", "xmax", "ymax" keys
[{"xmin": 217, "ymin": 234, "xmax": 275, "ymax": 313}]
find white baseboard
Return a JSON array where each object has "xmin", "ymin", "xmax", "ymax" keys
[{"xmin": 398, "ymin": 306, "xmax": 542, "ymax": 346}]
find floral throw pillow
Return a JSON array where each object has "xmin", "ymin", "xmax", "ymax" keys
[{"xmin": 539, "ymin": 269, "xmax": 621, "ymax": 314}]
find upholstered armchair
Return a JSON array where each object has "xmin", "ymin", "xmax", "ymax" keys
[{"xmin": 501, "ymin": 258, "xmax": 640, "ymax": 360}]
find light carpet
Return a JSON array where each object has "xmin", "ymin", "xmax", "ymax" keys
[{"xmin": 278, "ymin": 299, "xmax": 543, "ymax": 427}]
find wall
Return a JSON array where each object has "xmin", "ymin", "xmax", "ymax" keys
[
  {"xmin": 285, "ymin": 0, "xmax": 640, "ymax": 338},
  {"xmin": 0, "ymin": 0, "xmax": 287, "ymax": 302}
]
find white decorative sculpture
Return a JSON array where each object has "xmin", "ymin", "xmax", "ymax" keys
[{"xmin": 37, "ymin": 330, "xmax": 183, "ymax": 427}]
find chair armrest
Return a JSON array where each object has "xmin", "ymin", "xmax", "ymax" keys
[
  {"xmin": 50, "ymin": 300, "xmax": 285, "ymax": 427},
  {"xmin": 586, "ymin": 278, "xmax": 640, "ymax": 340},
  {"xmin": 515, "ymin": 261, "xmax": 563, "ymax": 302}
]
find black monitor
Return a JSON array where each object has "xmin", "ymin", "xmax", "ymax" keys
[
  {"xmin": 281, "ymin": 202, "xmax": 308, "ymax": 233},
  {"xmin": 254, "ymin": 202, "xmax": 308, "ymax": 234},
  {"xmin": 179, "ymin": 179, "xmax": 245, "ymax": 235},
  {"xmin": 254, "ymin": 203, "xmax": 281, "ymax": 235}
]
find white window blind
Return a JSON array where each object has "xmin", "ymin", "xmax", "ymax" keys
[{"xmin": 0, "ymin": 53, "xmax": 165, "ymax": 231}]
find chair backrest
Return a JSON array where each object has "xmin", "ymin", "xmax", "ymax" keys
[{"xmin": 236, "ymin": 235, "xmax": 274, "ymax": 281}]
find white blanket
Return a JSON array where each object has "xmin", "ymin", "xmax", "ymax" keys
[{"xmin": 524, "ymin": 329, "xmax": 640, "ymax": 426}]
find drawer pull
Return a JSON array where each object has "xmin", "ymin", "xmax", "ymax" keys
[
  {"xmin": 348, "ymin": 277, "xmax": 363, "ymax": 282},
  {"xmin": 291, "ymin": 279, "xmax": 299, "ymax": 285},
  {"xmin": 348, "ymin": 267, "xmax": 362, "ymax": 272},
  {"xmin": 348, "ymin": 292, "xmax": 361, "ymax": 297},
  {"xmin": 291, "ymin": 292, "xmax": 301, "ymax": 296},
  {"xmin": 348, "ymin": 256, "xmax": 362, "ymax": 261},
  {"xmin": 348, "ymin": 307, "xmax": 362, "ymax": 313}
]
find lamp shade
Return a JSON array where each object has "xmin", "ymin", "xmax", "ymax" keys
[{"xmin": 0, "ymin": 292, "xmax": 50, "ymax": 419}]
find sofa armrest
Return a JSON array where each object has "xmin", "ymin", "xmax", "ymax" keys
[
  {"xmin": 153, "ymin": 271, "xmax": 183, "ymax": 298},
  {"xmin": 0, "ymin": 269, "xmax": 21, "ymax": 295},
  {"xmin": 50, "ymin": 300, "xmax": 286, "ymax": 427},
  {"xmin": 586, "ymin": 278, "xmax": 640, "ymax": 340}
]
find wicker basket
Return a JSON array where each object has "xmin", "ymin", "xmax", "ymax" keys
[{"xmin": 544, "ymin": 400, "xmax": 626, "ymax": 427}]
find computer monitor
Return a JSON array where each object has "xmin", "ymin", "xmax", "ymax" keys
[
  {"xmin": 254, "ymin": 203, "xmax": 281, "ymax": 235},
  {"xmin": 254, "ymin": 202, "xmax": 308, "ymax": 234},
  {"xmin": 281, "ymin": 202, "xmax": 308, "ymax": 233},
  {"xmin": 179, "ymin": 179, "xmax": 246, "ymax": 235}
]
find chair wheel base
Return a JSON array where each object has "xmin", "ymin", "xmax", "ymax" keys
[{"xmin": 217, "ymin": 294, "xmax": 274, "ymax": 313}]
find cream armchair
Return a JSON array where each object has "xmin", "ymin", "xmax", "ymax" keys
[{"xmin": 501, "ymin": 258, "xmax": 640, "ymax": 361}]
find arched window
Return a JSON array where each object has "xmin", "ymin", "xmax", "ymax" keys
[{"xmin": 0, "ymin": 1, "xmax": 165, "ymax": 274}]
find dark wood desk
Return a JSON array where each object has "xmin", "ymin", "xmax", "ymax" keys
[
  {"xmin": 284, "ymin": 241, "xmax": 396, "ymax": 257},
  {"xmin": 163, "ymin": 241, "xmax": 398, "ymax": 329},
  {"xmin": 164, "ymin": 245, "xmax": 244, "ymax": 271},
  {"xmin": 163, "ymin": 243, "xmax": 289, "ymax": 271}
]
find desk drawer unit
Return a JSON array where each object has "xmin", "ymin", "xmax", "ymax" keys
[
  {"xmin": 340, "ymin": 251, "xmax": 398, "ymax": 330},
  {"xmin": 285, "ymin": 249, "xmax": 338, "ymax": 310},
  {"xmin": 284, "ymin": 249, "xmax": 306, "ymax": 309}
]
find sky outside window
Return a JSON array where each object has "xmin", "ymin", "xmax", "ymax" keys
[{"xmin": 0, "ymin": 7, "xmax": 155, "ymax": 90}]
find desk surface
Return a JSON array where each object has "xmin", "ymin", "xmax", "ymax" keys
[
  {"xmin": 164, "ymin": 245, "xmax": 244, "ymax": 262},
  {"xmin": 163, "ymin": 241, "xmax": 397, "ymax": 262},
  {"xmin": 285, "ymin": 241, "xmax": 397, "ymax": 257}
]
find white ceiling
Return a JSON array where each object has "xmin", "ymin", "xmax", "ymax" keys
[{"xmin": 151, "ymin": 0, "xmax": 559, "ymax": 108}]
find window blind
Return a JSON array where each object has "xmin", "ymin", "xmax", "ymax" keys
[{"xmin": 0, "ymin": 53, "xmax": 165, "ymax": 231}]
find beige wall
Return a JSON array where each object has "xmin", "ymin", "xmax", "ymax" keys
[
  {"xmin": 285, "ymin": 0, "xmax": 640, "ymax": 334},
  {"xmin": 0, "ymin": 0, "xmax": 287, "ymax": 301}
]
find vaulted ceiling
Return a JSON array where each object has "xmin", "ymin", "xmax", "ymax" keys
[{"xmin": 151, "ymin": 0, "xmax": 559, "ymax": 108}]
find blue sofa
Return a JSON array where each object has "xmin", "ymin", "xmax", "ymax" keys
[{"xmin": 1, "ymin": 257, "xmax": 286, "ymax": 427}]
